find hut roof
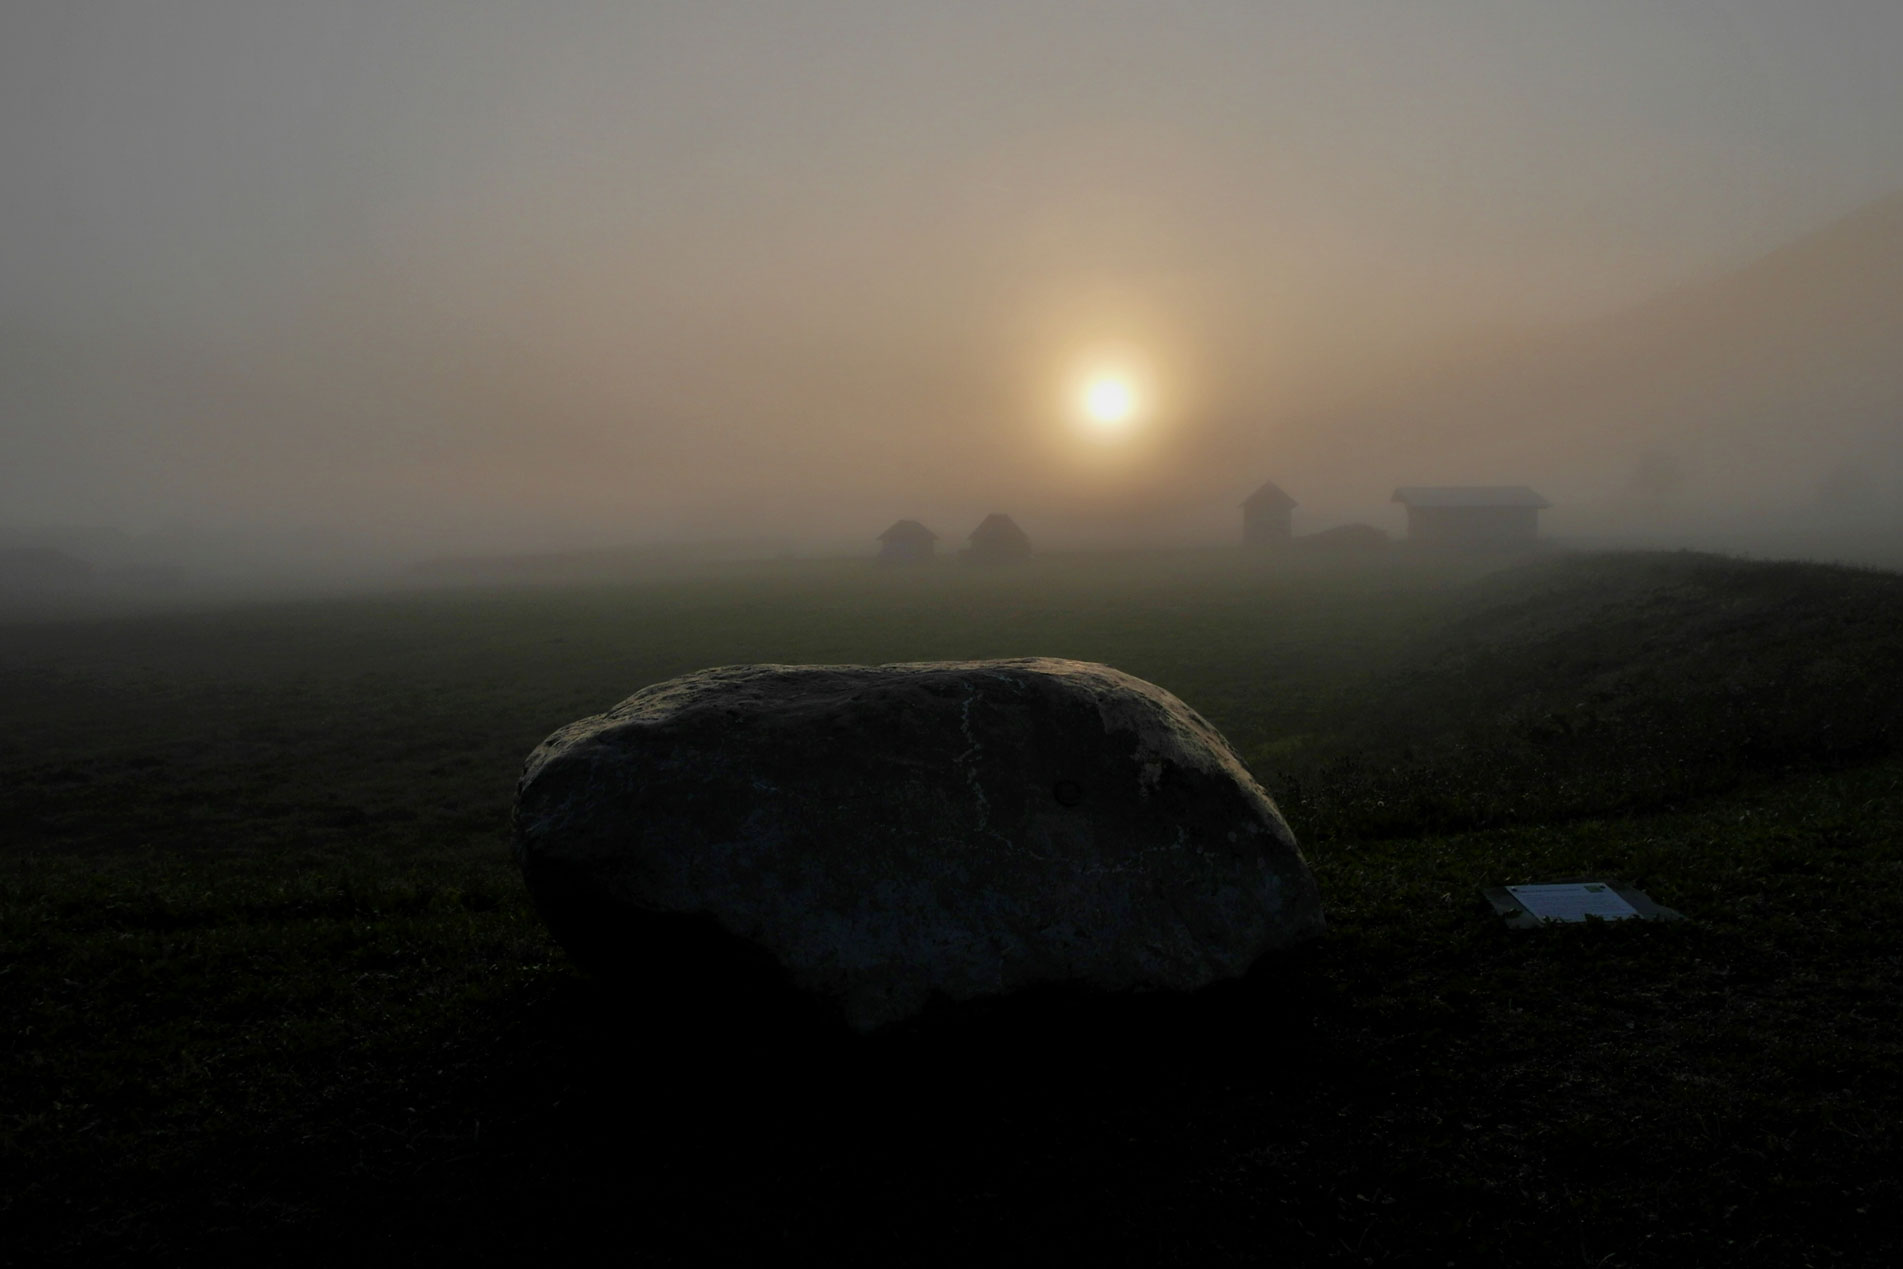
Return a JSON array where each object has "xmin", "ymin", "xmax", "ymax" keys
[
  {"xmin": 1391, "ymin": 486, "xmax": 1551, "ymax": 509},
  {"xmin": 1241, "ymin": 481, "xmax": 1297, "ymax": 510},
  {"xmin": 969, "ymin": 513, "xmax": 1029, "ymax": 545},
  {"xmin": 878, "ymin": 519, "xmax": 937, "ymax": 543}
]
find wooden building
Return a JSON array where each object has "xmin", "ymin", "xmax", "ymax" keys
[
  {"xmin": 964, "ymin": 513, "xmax": 1031, "ymax": 563},
  {"xmin": 876, "ymin": 519, "xmax": 938, "ymax": 564},
  {"xmin": 1241, "ymin": 481, "xmax": 1297, "ymax": 545},
  {"xmin": 1391, "ymin": 486, "xmax": 1550, "ymax": 548}
]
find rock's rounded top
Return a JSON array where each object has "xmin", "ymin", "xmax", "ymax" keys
[{"xmin": 524, "ymin": 656, "xmax": 1248, "ymax": 787}]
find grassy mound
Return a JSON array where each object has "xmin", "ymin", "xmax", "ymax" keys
[{"xmin": 1269, "ymin": 551, "xmax": 1903, "ymax": 839}]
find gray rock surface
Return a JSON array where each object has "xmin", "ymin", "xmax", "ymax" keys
[{"xmin": 513, "ymin": 658, "xmax": 1324, "ymax": 1030}]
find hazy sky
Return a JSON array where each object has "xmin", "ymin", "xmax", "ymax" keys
[{"xmin": 5, "ymin": 2, "xmax": 1902, "ymax": 555}]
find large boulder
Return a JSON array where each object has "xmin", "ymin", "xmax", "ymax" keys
[{"xmin": 513, "ymin": 658, "xmax": 1323, "ymax": 1031}]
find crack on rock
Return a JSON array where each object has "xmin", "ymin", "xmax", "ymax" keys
[{"xmin": 954, "ymin": 682, "xmax": 1025, "ymax": 856}]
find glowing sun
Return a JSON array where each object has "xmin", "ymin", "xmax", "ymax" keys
[{"xmin": 1080, "ymin": 375, "xmax": 1139, "ymax": 435}]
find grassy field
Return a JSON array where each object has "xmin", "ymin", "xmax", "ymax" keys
[{"xmin": 5, "ymin": 548, "xmax": 1902, "ymax": 1265}]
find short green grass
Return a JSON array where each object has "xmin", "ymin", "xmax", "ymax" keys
[{"xmin": 4, "ymin": 548, "xmax": 1901, "ymax": 1265}]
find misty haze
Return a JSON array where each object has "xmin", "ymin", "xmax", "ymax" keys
[{"xmin": 7, "ymin": 4, "xmax": 1903, "ymax": 1264}]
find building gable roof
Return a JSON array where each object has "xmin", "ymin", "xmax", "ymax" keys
[
  {"xmin": 878, "ymin": 519, "xmax": 937, "ymax": 542},
  {"xmin": 969, "ymin": 513, "xmax": 1028, "ymax": 544},
  {"xmin": 1391, "ymin": 485, "xmax": 1551, "ymax": 509},
  {"xmin": 1241, "ymin": 480, "xmax": 1297, "ymax": 510}
]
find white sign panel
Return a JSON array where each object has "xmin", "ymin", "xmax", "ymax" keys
[{"xmin": 1505, "ymin": 883, "xmax": 1640, "ymax": 923}]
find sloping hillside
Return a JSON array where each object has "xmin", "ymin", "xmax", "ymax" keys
[
  {"xmin": 1298, "ymin": 195, "xmax": 1903, "ymax": 525},
  {"xmin": 1274, "ymin": 551, "xmax": 1903, "ymax": 838}
]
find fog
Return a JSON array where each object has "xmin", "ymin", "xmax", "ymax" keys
[{"xmin": 5, "ymin": 1, "xmax": 1903, "ymax": 586}]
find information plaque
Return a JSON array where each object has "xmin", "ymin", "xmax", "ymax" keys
[
  {"xmin": 1482, "ymin": 879, "xmax": 1684, "ymax": 929},
  {"xmin": 1506, "ymin": 883, "xmax": 1638, "ymax": 922}
]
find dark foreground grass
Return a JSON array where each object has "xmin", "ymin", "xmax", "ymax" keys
[{"xmin": 5, "ymin": 549, "xmax": 1903, "ymax": 1265}]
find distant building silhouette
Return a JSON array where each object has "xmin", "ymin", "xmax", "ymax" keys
[
  {"xmin": 963, "ymin": 513, "xmax": 1031, "ymax": 564},
  {"xmin": 1240, "ymin": 481, "xmax": 1297, "ymax": 545},
  {"xmin": 1391, "ymin": 486, "xmax": 1550, "ymax": 549},
  {"xmin": 876, "ymin": 519, "xmax": 938, "ymax": 564}
]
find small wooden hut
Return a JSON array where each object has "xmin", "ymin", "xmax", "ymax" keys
[
  {"xmin": 1391, "ymin": 486, "xmax": 1550, "ymax": 549},
  {"xmin": 876, "ymin": 520, "xmax": 938, "ymax": 564},
  {"xmin": 1240, "ymin": 481, "xmax": 1297, "ymax": 545},
  {"xmin": 964, "ymin": 513, "xmax": 1031, "ymax": 564}
]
